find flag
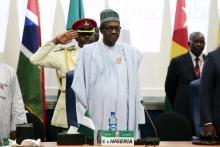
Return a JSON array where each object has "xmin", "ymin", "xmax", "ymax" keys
[
  {"xmin": 207, "ymin": 0, "xmax": 220, "ymax": 52},
  {"xmin": 77, "ymin": 111, "xmax": 95, "ymax": 139},
  {"xmin": 17, "ymin": 0, "xmax": 46, "ymax": 126},
  {"xmin": 66, "ymin": 0, "xmax": 84, "ymax": 30},
  {"xmin": 4, "ymin": 0, "xmax": 20, "ymax": 69},
  {"xmin": 52, "ymin": 0, "xmax": 66, "ymax": 38},
  {"xmin": 160, "ymin": 0, "xmax": 172, "ymax": 56},
  {"xmin": 170, "ymin": 0, "xmax": 188, "ymax": 58},
  {"xmin": 164, "ymin": 0, "xmax": 188, "ymax": 111}
]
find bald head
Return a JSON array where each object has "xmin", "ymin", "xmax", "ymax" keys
[
  {"xmin": 189, "ymin": 32, "xmax": 205, "ymax": 43},
  {"xmin": 188, "ymin": 32, "xmax": 205, "ymax": 57}
]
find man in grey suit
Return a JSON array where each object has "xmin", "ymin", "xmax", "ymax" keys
[
  {"xmin": 200, "ymin": 47, "xmax": 220, "ymax": 139},
  {"xmin": 165, "ymin": 32, "xmax": 206, "ymax": 123}
]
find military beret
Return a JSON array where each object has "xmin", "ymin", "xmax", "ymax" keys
[
  {"xmin": 72, "ymin": 18, "xmax": 97, "ymax": 33},
  {"xmin": 100, "ymin": 9, "xmax": 120, "ymax": 24}
]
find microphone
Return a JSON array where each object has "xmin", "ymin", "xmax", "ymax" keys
[{"xmin": 138, "ymin": 100, "xmax": 160, "ymax": 145}]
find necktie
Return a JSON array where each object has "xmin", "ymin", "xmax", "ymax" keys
[{"xmin": 194, "ymin": 57, "xmax": 200, "ymax": 78}]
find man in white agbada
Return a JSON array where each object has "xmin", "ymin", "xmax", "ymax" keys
[
  {"xmin": 0, "ymin": 63, "xmax": 27, "ymax": 139},
  {"xmin": 72, "ymin": 9, "xmax": 145, "ymax": 139}
]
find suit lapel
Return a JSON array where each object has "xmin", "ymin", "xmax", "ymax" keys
[
  {"xmin": 184, "ymin": 52, "xmax": 197, "ymax": 78},
  {"xmin": 202, "ymin": 54, "xmax": 206, "ymax": 61}
]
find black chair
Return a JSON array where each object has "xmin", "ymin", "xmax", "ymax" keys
[
  {"xmin": 189, "ymin": 79, "xmax": 201, "ymax": 137},
  {"xmin": 26, "ymin": 112, "xmax": 45, "ymax": 141},
  {"xmin": 66, "ymin": 70, "xmax": 78, "ymax": 127},
  {"xmin": 154, "ymin": 111, "xmax": 192, "ymax": 141}
]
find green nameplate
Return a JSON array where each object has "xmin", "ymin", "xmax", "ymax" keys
[{"xmin": 98, "ymin": 130, "xmax": 134, "ymax": 146}]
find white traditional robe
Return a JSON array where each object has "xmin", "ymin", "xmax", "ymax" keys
[
  {"xmin": 0, "ymin": 63, "xmax": 27, "ymax": 139},
  {"xmin": 72, "ymin": 41, "xmax": 145, "ymax": 139}
]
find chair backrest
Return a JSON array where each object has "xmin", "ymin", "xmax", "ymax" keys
[
  {"xmin": 66, "ymin": 70, "xmax": 78, "ymax": 127},
  {"xmin": 154, "ymin": 111, "xmax": 192, "ymax": 141},
  {"xmin": 189, "ymin": 79, "xmax": 201, "ymax": 137},
  {"xmin": 26, "ymin": 112, "xmax": 45, "ymax": 141}
]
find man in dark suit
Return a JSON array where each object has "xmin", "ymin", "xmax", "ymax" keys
[
  {"xmin": 165, "ymin": 32, "xmax": 205, "ymax": 123},
  {"xmin": 200, "ymin": 47, "xmax": 220, "ymax": 139}
]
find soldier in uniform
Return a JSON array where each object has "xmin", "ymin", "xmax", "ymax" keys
[{"xmin": 30, "ymin": 18, "xmax": 97, "ymax": 131}]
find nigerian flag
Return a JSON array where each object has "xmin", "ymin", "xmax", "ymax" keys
[
  {"xmin": 66, "ymin": 0, "xmax": 84, "ymax": 30},
  {"xmin": 77, "ymin": 111, "xmax": 95, "ymax": 139}
]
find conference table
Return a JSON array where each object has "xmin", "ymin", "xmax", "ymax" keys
[{"xmin": 40, "ymin": 141, "xmax": 220, "ymax": 147}]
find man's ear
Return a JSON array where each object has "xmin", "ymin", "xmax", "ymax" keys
[
  {"xmin": 100, "ymin": 27, "xmax": 104, "ymax": 34},
  {"xmin": 99, "ymin": 24, "xmax": 105, "ymax": 34}
]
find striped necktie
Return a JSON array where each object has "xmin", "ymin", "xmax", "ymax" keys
[{"xmin": 194, "ymin": 57, "xmax": 200, "ymax": 78}]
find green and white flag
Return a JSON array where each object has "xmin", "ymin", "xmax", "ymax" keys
[
  {"xmin": 66, "ymin": 0, "xmax": 84, "ymax": 30},
  {"xmin": 77, "ymin": 111, "xmax": 95, "ymax": 139}
]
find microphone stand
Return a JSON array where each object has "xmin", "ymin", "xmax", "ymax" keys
[{"xmin": 140, "ymin": 100, "xmax": 160, "ymax": 147}]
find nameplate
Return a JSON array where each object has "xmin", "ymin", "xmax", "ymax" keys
[{"xmin": 98, "ymin": 130, "xmax": 134, "ymax": 146}]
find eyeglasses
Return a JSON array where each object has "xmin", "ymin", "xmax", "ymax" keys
[{"xmin": 103, "ymin": 26, "xmax": 121, "ymax": 33}]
